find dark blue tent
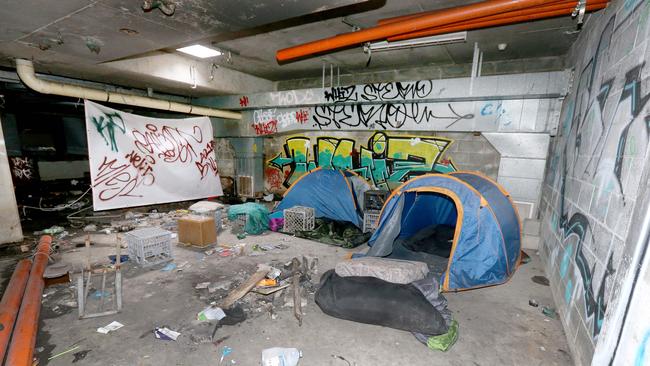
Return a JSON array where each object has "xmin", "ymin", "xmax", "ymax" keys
[
  {"xmin": 274, "ymin": 168, "xmax": 370, "ymax": 227},
  {"xmin": 367, "ymin": 171, "xmax": 522, "ymax": 291}
]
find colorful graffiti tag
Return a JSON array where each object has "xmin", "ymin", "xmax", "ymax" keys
[
  {"xmin": 541, "ymin": 4, "xmax": 650, "ymax": 347},
  {"xmin": 267, "ymin": 132, "xmax": 456, "ymax": 190}
]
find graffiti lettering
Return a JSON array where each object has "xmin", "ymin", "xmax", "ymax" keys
[
  {"xmin": 92, "ymin": 112, "xmax": 126, "ymax": 152},
  {"xmin": 312, "ymin": 103, "xmax": 474, "ymax": 130},
  {"xmin": 93, "ymin": 157, "xmax": 149, "ymax": 201},
  {"xmin": 268, "ymin": 132, "xmax": 454, "ymax": 190},
  {"xmin": 252, "ymin": 120, "xmax": 278, "ymax": 136},
  {"xmin": 295, "ymin": 109, "xmax": 309, "ymax": 124},
  {"xmin": 239, "ymin": 96, "xmax": 249, "ymax": 107},
  {"xmin": 132, "ymin": 124, "xmax": 202, "ymax": 164},
  {"xmin": 10, "ymin": 157, "xmax": 36, "ymax": 182},
  {"xmin": 195, "ymin": 140, "xmax": 218, "ymax": 179}
]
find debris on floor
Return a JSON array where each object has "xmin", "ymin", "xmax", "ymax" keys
[
  {"xmin": 97, "ymin": 321, "xmax": 124, "ymax": 334},
  {"xmin": 154, "ymin": 327, "xmax": 181, "ymax": 341},
  {"xmin": 262, "ymin": 347, "xmax": 301, "ymax": 366},
  {"xmin": 532, "ymin": 275, "xmax": 550, "ymax": 286}
]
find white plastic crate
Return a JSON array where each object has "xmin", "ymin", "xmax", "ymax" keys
[
  {"xmin": 363, "ymin": 211, "xmax": 381, "ymax": 233},
  {"xmin": 283, "ymin": 206, "xmax": 315, "ymax": 233},
  {"xmin": 125, "ymin": 227, "xmax": 173, "ymax": 267},
  {"xmin": 231, "ymin": 214, "xmax": 248, "ymax": 234}
]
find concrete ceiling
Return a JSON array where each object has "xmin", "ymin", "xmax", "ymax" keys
[{"xmin": 0, "ymin": 0, "xmax": 590, "ymax": 96}]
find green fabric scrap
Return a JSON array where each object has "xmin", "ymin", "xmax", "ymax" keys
[{"xmin": 427, "ymin": 319, "xmax": 458, "ymax": 352}]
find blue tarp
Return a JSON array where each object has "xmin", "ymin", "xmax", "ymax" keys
[{"xmin": 367, "ymin": 172, "xmax": 521, "ymax": 291}]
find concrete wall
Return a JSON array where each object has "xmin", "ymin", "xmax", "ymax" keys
[
  {"xmin": 276, "ymin": 56, "xmax": 566, "ymax": 91},
  {"xmin": 208, "ymin": 71, "xmax": 565, "ymax": 213},
  {"xmin": 0, "ymin": 115, "xmax": 23, "ymax": 244},
  {"xmin": 538, "ymin": 0, "xmax": 650, "ymax": 364},
  {"xmin": 263, "ymin": 130, "xmax": 500, "ymax": 193}
]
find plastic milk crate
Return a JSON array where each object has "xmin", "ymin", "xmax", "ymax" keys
[
  {"xmin": 125, "ymin": 227, "xmax": 173, "ymax": 267},
  {"xmin": 283, "ymin": 206, "xmax": 315, "ymax": 233},
  {"xmin": 363, "ymin": 210, "xmax": 381, "ymax": 233},
  {"xmin": 232, "ymin": 213, "xmax": 248, "ymax": 234}
]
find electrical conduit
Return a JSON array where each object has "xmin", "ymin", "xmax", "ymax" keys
[
  {"xmin": 5, "ymin": 236, "xmax": 51, "ymax": 366},
  {"xmin": 14, "ymin": 59, "xmax": 241, "ymax": 120},
  {"xmin": 276, "ymin": 0, "xmax": 553, "ymax": 62}
]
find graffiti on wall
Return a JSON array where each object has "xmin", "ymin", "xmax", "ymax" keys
[
  {"xmin": 542, "ymin": 8, "xmax": 650, "ymax": 344},
  {"xmin": 267, "ymin": 132, "xmax": 456, "ymax": 190},
  {"xmin": 9, "ymin": 156, "xmax": 38, "ymax": 184}
]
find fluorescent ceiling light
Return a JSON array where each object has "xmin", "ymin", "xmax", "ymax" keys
[
  {"xmin": 365, "ymin": 31, "xmax": 467, "ymax": 53},
  {"xmin": 176, "ymin": 44, "xmax": 222, "ymax": 58}
]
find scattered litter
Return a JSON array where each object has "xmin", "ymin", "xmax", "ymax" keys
[
  {"xmin": 83, "ymin": 224, "xmax": 98, "ymax": 232},
  {"xmin": 20, "ymin": 245, "xmax": 30, "ymax": 253},
  {"xmin": 261, "ymin": 347, "xmax": 301, "ymax": 366},
  {"xmin": 219, "ymin": 249, "xmax": 234, "ymax": 257},
  {"xmin": 205, "ymin": 249, "xmax": 216, "ymax": 256},
  {"xmin": 72, "ymin": 350, "xmax": 91, "ymax": 363},
  {"xmin": 267, "ymin": 267, "xmax": 282, "ymax": 280},
  {"xmin": 35, "ymin": 225, "xmax": 65, "ymax": 235},
  {"xmin": 176, "ymin": 261, "xmax": 190, "ymax": 271},
  {"xmin": 332, "ymin": 354, "xmax": 352, "ymax": 366},
  {"xmin": 195, "ymin": 282, "xmax": 211, "ymax": 289},
  {"xmin": 540, "ymin": 346, "xmax": 546, "ymax": 352},
  {"xmin": 520, "ymin": 251, "xmax": 531, "ymax": 264},
  {"xmin": 197, "ymin": 306, "xmax": 226, "ymax": 321},
  {"xmin": 257, "ymin": 278, "xmax": 278, "ymax": 287},
  {"xmin": 208, "ymin": 281, "xmax": 230, "ymax": 293},
  {"xmin": 154, "ymin": 327, "xmax": 181, "ymax": 341},
  {"xmin": 220, "ymin": 346, "xmax": 233, "ymax": 364},
  {"xmin": 532, "ymin": 275, "xmax": 550, "ymax": 286},
  {"xmin": 213, "ymin": 336, "xmax": 230, "ymax": 347},
  {"xmin": 47, "ymin": 345, "xmax": 80, "ymax": 361},
  {"xmin": 542, "ymin": 306, "xmax": 557, "ymax": 319},
  {"xmin": 236, "ymin": 233, "xmax": 246, "ymax": 240},
  {"xmin": 529, "ymin": 299, "xmax": 539, "ymax": 307},
  {"xmin": 108, "ymin": 255, "xmax": 129, "ymax": 264},
  {"xmin": 97, "ymin": 321, "xmax": 124, "ymax": 334},
  {"xmin": 160, "ymin": 263, "xmax": 177, "ymax": 272}
]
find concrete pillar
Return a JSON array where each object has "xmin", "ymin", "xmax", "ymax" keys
[{"xmin": 0, "ymin": 114, "xmax": 23, "ymax": 243}]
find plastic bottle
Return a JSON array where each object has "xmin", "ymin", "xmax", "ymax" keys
[{"xmin": 261, "ymin": 347, "xmax": 302, "ymax": 366}]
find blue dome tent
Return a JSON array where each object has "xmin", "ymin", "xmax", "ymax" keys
[
  {"xmin": 367, "ymin": 171, "xmax": 522, "ymax": 291},
  {"xmin": 274, "ymin": 168, "xmax": 371, "ymax": 227}
]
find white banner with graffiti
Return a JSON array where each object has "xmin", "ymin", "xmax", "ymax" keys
[{"xmin": 85, "ymin": 101, "xmax": 222, "ymax": 210}]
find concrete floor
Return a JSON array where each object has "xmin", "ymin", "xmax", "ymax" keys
[{"xmin": 23, "ymin": 229, "xmax": 572, "ymax": 366}]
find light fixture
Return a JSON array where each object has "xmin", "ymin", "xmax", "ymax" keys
[
  {"xmin": 364, "ymin": 31, "xmax": 467, "ymax": 53},
  {"xmin": 176, "ymin": 44, "xmax": 222, "ymax": 58}
]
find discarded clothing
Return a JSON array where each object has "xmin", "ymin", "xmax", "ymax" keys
[
  {"xmin": 315, "ymin": 270, "xmax": 448, "ymax": 335},
  {"xmin": 294, "ymin": 218, "xmax": 370, "ymax": 248},
  {"xmin": 335, "ymin": 257, "xmax": 429, "ymax": 284},
  {"xmin": 414, "ymin": 319, "xmax": 459, "ymax": 352}
]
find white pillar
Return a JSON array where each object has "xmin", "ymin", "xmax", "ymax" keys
[{"xmin": 0, "ymin": 115, "xmax": 23, "ymax": 243}]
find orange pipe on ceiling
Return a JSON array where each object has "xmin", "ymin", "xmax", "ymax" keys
[
  {"xmin": 381, "ymin": 0, "xmax": 595, "ymax": 32},
  {"xmin": 377, "ymin": 0, "xmax": 570, "ymax": 25},
  {"xmin": 0, "ymin": 259, "xmax": 32, "ymax": 364},
  {"xmin": 276, "ymin": 0, "xmax": 553, "ymax": 62},
  {"xmin": 5, "ymin": 236, "xmax": 51, "ymax": 366},
  {"xmin": 387, "ymin": 2, "xmax": 607, "ymax": 42}
]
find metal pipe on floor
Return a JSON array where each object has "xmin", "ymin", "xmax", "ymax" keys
[
  {"xmin": 276, "ymin": 0, "xmax": 551, "ymax": 62},
  {"xmin": 5, "ymin": 236, "xmax": 51, "ymax": 366},
  {"xmin": 0, "ymin": 260, "xmax": 32, "ymax": 363}
]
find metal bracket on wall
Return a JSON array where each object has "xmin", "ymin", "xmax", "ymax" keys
[{"xmin": 572, "ymin": 0, "xmax": 587, "ymax": 26}]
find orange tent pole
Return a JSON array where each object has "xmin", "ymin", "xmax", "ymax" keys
[
  {"xmin": 0, "ymin": 259, "xmax": 32, "ymax": 363},
  {"xmin": 276, "ymin": 0, "xmax": 552, "ymax": 62},
  {"xmin": 5, "ymin": 236, "xmax": 51, "ymax": 366}
]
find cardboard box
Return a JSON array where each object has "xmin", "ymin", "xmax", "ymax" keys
[{"xmin": 178, "ymin": 215, "xmax": 217, "ymax": 247}]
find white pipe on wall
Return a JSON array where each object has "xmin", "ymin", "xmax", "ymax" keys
[{"xmin": 14, "ymin": 59, "xmax": 241, "ymax": 120}]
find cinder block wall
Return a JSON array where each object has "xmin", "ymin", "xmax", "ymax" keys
[
  {"xmin": 263, "ymin": 130, "xmax": 499, "ymax": 193},
  {"xmin": 538, "ymin": 0, "xmax": 650, "ymax": 364}
]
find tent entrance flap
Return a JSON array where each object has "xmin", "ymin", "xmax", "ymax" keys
[{"xmin": 385, "ymin": 191, "xmax": 461, "ymax": 275}]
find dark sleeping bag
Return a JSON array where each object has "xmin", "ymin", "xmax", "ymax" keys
[{"xmin": 315, "ymin": 270, "xmax": 448, "ymax": 335}]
